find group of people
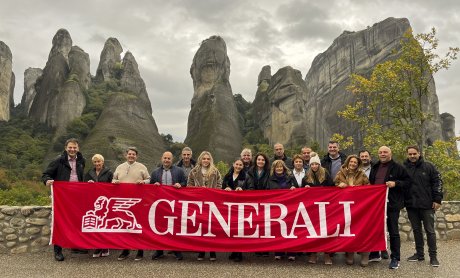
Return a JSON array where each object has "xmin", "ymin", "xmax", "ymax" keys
[{"xmin": 42, "ymin": 139, "xmax": 443, "ymax": 270}]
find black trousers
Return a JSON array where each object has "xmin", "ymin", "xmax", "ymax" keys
[
  {"xmin": 407, "ymin": 208, "xmax": 437, "ymax": 257},
  {"xmin": 386, "ymin": 209, "xmax": 401, "ymax": 261}
]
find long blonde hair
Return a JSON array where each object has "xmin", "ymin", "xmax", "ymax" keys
[
  {"xmin": 195, "ymin": 151, "xmax": 219, "ymax": 178},
  {"xmin": 305, "ymin": 153, "xmax": 326, "ymax": 183},
  {"xmin": 270, "ymin": 160, "xmax": 291, "ymax": 176}
]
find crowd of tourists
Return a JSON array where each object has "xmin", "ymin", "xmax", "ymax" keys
[{"xmin": 42, "ymin": 138, "xmax": 443, "ymax": 269}]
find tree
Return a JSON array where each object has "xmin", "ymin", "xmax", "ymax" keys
[{"xmin": 338, "ymin": 28, "xmax": 458, "ymax": 158}]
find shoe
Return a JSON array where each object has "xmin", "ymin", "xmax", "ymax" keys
[
  {"xmin": 369, "ymin": 253, "xmax": 381, "ymax": 262},
  {"xmin": 288, "ymin": 256, "xmax": 296, "ymax": 261},
  {"xmin": 54, "ymin": 252, "xmax": 65, "ymax": 261},
  {"xmin": 118, "ymin": 250, "xmax": 130, "ymax": 261},
  {"xmin": 324, "ymin": 253, "xmax": 332, "ymax": 265},
  {"xmin": 101, "ymin": 249, "xmax": 109, "ymax": 257},
  {"xmin": 234, "ymin": 253, "xmax": 243, "ymax": 262},
  {"xmin": 346, "ymin": 252, "xmax": 354, "ymax": 265},
  {"xmin": 71, "ymin": 249, "xmax": 88, "ymax": 254},
  {"xmin": 430, "ymin": 257, "xmax": 440, "ymax": 267},
  {"xmin": 381, "ymin": 250, "xmax": 389, "ymax": 260},
  {"xmin": 360, "ymin": 252, "xmax": 369, "ymax": 267},
  {"xmin": 407, "ymin": 253, "xmax": 425, "ymax": 262},
  {"xmin": 389, "ymin": 258, "xmax": 400, "ymax": 269},
  {"xmin": 210, "ymin": 252, "xmax": 217, "ymax": 261},
  {"xmin": 197, "ymin": 252, "xmax": 205, "ymax": 261},
  {"xmin": 262, "ymin": 252, "xmax": 269, "ymax": 257},
  {"xmin": 229, "ymin": 253, "xmax": 237, "ymax": 260},
  {"xmin": 93, "ymin": 249, "xmax": 102, "ymax": 258},
  {"xmin": 274, "ymin": 256, "xmax": 281, "ymax": 260},
  {"xmin": 175, "ymin": 252, "xmax": 183, "ymax": 261},
  {"xmin": 152, "ymin": 250, "xmax": 164, "ymax": 260},
  {"xmin": 134, "ymin": 250, "xmax": 143, "ymax": 261},
  {"xmin": 308, "ymin": 253, "xmax": 317, "ymax": 264}
]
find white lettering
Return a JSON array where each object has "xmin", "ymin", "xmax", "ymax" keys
[
  {"xmin": 260, "ymin": 203, "xmax": 295, "ymax": 238},
  {"xmin": 148, "ymin": 199, "xmax": 176, "ymax": 235},
  {"xmin": 176, "ymin": 201, "xmax": 203, "ymax": 236},
  {"xmin": 315, "ymin": 202, "xmax": 340, "ymax": 238},
  {"xmin": 339, "ymin": 201, "xmax": 355, "ymax": 236},
  {"xmin": 203, "ymin": 202, "xmax": 231, "ymax": 237},
  {"xmin": 288, "ymin": 202, "xmax": 318, "ymax": 238}
]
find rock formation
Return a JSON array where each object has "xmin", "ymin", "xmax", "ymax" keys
[
  {"xmin": 441, "ymin": 113, "xmax": 456, "ymax": 141},
  {"xmin": 82, "ymin": 40, "xmax": 165, "ymax": 170},
  {"xmin": 0, "ymin": 41, "xmax": 13, "ymax": 121},
  {"xmin": 253, "ymin": 66, "xmax": 311, "ymax": 147},
  {"xmin": 95, "ymin": 38, "xmax": 123, "ymax": 82},
  {"xmin": 184, "ymin": 36, "xmax": 242, "ymax": 162},
  {"xmin": 21, "ymin": 68, "xmax": 43, "ymax": 115},
  {"xmin": 28, "ymin": 29, "xmax": 88, "ymax": 134}
]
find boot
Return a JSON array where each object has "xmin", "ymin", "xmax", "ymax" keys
[
  {"xmin": 308, "ymin": 253, "xmax": 317, "ymax": 264},
  {"xmin": 360, "ymin": 252, "xmax": 369, "ymax": 267},
  {"xmin": 346, "ymin": 252, "xmax": 354, "ymax": 265}
]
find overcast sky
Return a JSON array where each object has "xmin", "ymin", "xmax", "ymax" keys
[{"xmin": 1, "ymin": 0, "xmax": 459, "ymax": 141}]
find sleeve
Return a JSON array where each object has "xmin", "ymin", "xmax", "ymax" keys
[
  {"xmin": 42, "ymin": 159, "xmax": 58, "ymax": 185},
  {"xmin": 83, "ymin": 171, "xmax": 91, "ymax": 182},
  {"xmin": 334, "ymin": 171, "xmax": 346, "ymax": 186},
  {"xmin": 243, "ymin": 174, "xmax": 254, "ymax": 190},
  {"xmin": 430, "ymin": 164, "xmax": 443, "ymax": 204},
  {"xmin": 187, "ymin": 171, "xmax": 196, "ymax": 186},
  {"xmin": 178, "ymin": 168, "xmax": 187, "ymax": 187},
  {"xmin": 216, "ymin": 171, "xmax": 223, "ymax": 189},
  {"xmin": 112, "ymin": 165, "xmax": 120, "ymax": 182},
  {"xmin": 142, "ymin": 165, "xmax": 151, "ymax": 184},
  {"xmin": 394, "ymin": 164, "xmax": 411, "ymax": 189},
  {"xmin": 149, "ymin": 168, "xmax": 158, "ymax": 184}
]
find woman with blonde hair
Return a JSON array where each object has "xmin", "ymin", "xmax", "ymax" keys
[
  {"xmin": 334, "ymin": 154, "xmax": 370, "ymax": 267},
  {"xmin": 187, "ymin": 151, "xmax": 222, "ymax": 261}
]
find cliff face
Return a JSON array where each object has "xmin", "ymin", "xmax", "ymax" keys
[
  {"xmin": 95, "ymin": 38, "xmax": 123, "ymax": 82},
  {"xmin": 0, "ymin": 41, "xmax": 14, "ymax": 121},
  {"xmin": 21, "ymin": 68, "xmax": 43, "ymax": 115},
  {"xmin": 28, "ymin": 29, "xmax": 88, "ymax": 134},
  {"xmin": 184, "ymin": 36, "xmax": 242, "ymax": 162}
]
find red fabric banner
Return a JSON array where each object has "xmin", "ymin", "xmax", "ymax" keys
[{"xmin": 52, "ymin": 182, "xmax": 388, "ymax": 252}]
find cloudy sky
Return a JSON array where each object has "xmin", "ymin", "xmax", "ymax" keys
[{"xmin": 1, "ymin": 0, "xmax": 459, "ymax": 141}]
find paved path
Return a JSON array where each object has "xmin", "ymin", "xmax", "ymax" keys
[{"xmin": 1, "ymin": 241, "xmax": 459, "ymax": 278}]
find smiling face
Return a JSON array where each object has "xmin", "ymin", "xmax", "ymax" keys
[
  {"xmin": 256, "ymin": 155, "xmax": 266, "ymax": 169},
  {"xmin": 301, "ymin": 147, "xmax": 312, "ymax": 161},
  {"xmin": 233, "ymin": 159, "xmax": 244, "ymax": 173},
  {"xmin": 294, "ymin": 158, "xmax": 303, "ymax": 171},
  {"xmin": 310, "ymin": 163, "xmax": 320, "ymax": 172},
  {"xmin": 241, "ymin": 152, "xmax": 252, "ymax": 164},
  {"xmin": 126, "ymin": 150, "xmax": 138, "ymax": 164},
  {"xmin": 348, "ymin": 157, "xmax": 359, "ymax": 170},
  {"xmin": 201, "ymin": 154, "xmax": 211, "ymax": 168},
  {"xmin": 407, "ymin": 148, "xmax": 421, "ymax": 163},
  {"xmin": 162, "ymin": 152, "xmax": 173, "ymax": 168},
  {"xmin": 274, "ymin": 144, "xmax": 284, "ymax": 157},
  {"xmin": 328, "ymin": 143, "xmax": 339, "ymax": 157},
  {"xmin": 378, "ymin": 146, "xmax": 392, "ymax": 163},
  {"xmin": 181, "ymin": 150, "xmax": 192, "ymax": 163},
  {"xmin": 359, "ymin": 151, "xmax": 371, "ymax": 166},
  {"xmin": 275, "ymin": 164, "xmax": 285, "ymax": 175},
  {"xmin": 65, "ymin": 142, "xmax": 79, "ymax": 158},
  {"xmin": 93, "ymin": 158, "xmax": 104, "ymax": 171}
]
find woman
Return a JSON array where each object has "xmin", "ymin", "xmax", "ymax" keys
[
  {"xmin": 301, "ymin": 153, "xmax": 334, "ymax": 265},
  {"xmin": 268, "ymin": 160, "xmax": 298, "ymax": 261},
  {"xmin": 334, "ymin": 154, "xmax": 370, "ymax": 267},
  {"xmin": 223, "ymin": 158, "xmax": 246, "ymax": 262},
  {"xmin": 188, "ymin": 151, "xmax": 222, "ymax": 261},
  {"xmin": 84, "ymin": 154, "xmax": 113, "ymax": 258}
]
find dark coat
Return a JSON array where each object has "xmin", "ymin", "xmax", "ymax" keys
[
  {"xmin": 369, "ymin": 159, "xmax": 411, "ymax": 210},
  {"xmin": 302, "ymin": 171, "xmax": 334, "ymax": 187},
  {"xmin": 222, "ymin": 169, "xmax": 246, "ymax": 190},
  {"xmin": 270, "ymin": 154, "xmax": 293, "ymax": 169},
  {"xmin": 244, "ymin": 167, "xmax": 270, "ymax": 190},
  {"xmin": 84, "ymin": 166, "xmax": 113, "ymax": 183},
  {"xmin": 176, "ymin": 158, "xmax": 196, "ymax": 168},
  {"xmin": 404, "ymin": 157, "xmax": 443, "ymax": 209},
  {"xmin": 149, "ymin": 165, "xmax": 187, "ymax": 186},
  {"xmin": 267, "ymin": 173, "xmax": 299, "ymax": 189},
  {"xmin": 42, "ymin": 151, "xmax": 86, "ymax": 184},
  {"xmin": 321, "ymin": 152, "xmax": 347, "ymax": 177}
]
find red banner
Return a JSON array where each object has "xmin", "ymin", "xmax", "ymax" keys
[{"xmin": 52, "ymin": 182, "xmax": 388, "ymax": 252}]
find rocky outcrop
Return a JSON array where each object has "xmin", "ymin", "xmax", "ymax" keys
[
  {"xmin": 253, "ymin": 66, "xmax": 311, "ymax": 147},
  {"xmin": 0, "ymin": 41, "xmax": 13, "ymax": 121},
  {"xmin": 21, "ymin": 68, "xmax": 43, "ymax": 115},
  {"xmin": 95, "ymin": 38, "xmax": 123, "ymax": 82},
  {"xmin": 184, "ymin": 36, "xmax": 242, "ymax": 162},
  {"xmin": 441, "ymin": 113, "xmax": 456, "ymax": 141},
  {"xmin": 28, "ymin": 29, "xmax": 88, "ymax": 134},
  {"xmin": 9, "ymin": 72, "xmax": 15, "ymax": 111},
  {"xmin": 302, "ymin": 17, "xmax": 443, "ymax": 148},
  {"xmin": 82, "ymin": 49, "xmax": 164, "ymax": 171}
]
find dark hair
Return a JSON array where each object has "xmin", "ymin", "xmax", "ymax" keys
[
  {"xmin": 65, "ymin": 138, "xmax": 79, "ymax": 147},
  {"xmin": 292, "ymin": 154, "xmax": 303, "ymax": 162},
  {"xmin": 358, "ymin": 150, "xmax": 371, "ymax": 156},
  {"xmin": 126, "ymin": 146, "xmax": 138, "ymax": 155},
  {"xmin": 253, "ymin": 153, "xmax": 270, "ymax": 172},
  {"xmin": 328, "ymin": 140, "xmax": 339, "ymax": 146},
  {"xmin": 406, "ymin": 145, "xmax": 420, "ymax": 152}
]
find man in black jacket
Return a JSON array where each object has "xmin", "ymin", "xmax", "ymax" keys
[
  {"xmin": 270, "ymin": 143, "xmax": 293, "ymax": 169},
  {"xmin": 369, "ymin": 146, "xmax": 411, "ymax": 270},
  {"xmin": 321, "ymin": 141, "xmax": 347, "ymax": 180},
  {"xmin": 42, "ymin": 138, "xmax": 86, "ymax": 261},
  {"xmin": 404, "ymin": 145, "xmax": 443, "ymax": 267}
]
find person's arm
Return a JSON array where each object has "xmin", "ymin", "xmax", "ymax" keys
[
  {"xmin": 42, "ymin": 160, "xmax": 58, "ymax": 186},
  {"xmin": 430, "ymin": 164, "xmax": 443, "ymax": 209}
]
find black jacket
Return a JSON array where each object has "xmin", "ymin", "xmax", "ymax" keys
[
  {"xmin": 267, "ymin": 173, "xmax": 299, "ymax": 189},
  {"xmin": 369, "ymin": 159, "xmax": 411, "ymax": 210},
  {"xmin": 42, "ymin": 151, "xmax": 86, "ymax": 184},
  {"xmin": 244, "ymin": 167, "xmax": 270, "ymax": 190},
  {"xmin": 404, "ymin": 157, "xmax": 443, "ymax": 209},
  {"xmin": 84, "ymin": 167, "xmax": 113, "ymax": 183},
  {"xmin": 149, "ymin": 165, "xmax": 187, "ymax": 186},
  {"xmin": 270, "ymin": 154, "xmax": 293, "ymax": 169},
  {"xmin": 321, "ymin": 152, "xmax": 347, "ymax": 178},
  {"xmin": 302, "ymin": 171, "xmax": 334, "ymax": 187},
  {"xmin": 222, "ymin": 169, "xmax": 246, "ymax": 190}
]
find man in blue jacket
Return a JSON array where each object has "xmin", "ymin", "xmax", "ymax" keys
[{"xmin": 404, "ymin": 145, "xmax": 443, "ymax": 267}]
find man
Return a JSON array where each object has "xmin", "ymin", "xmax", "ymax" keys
[
  {"xmin": 150, "ymin": 151, "xmax": 186, "ymax": 261},
  {"xmin": 301, "ymin": 146, "xmax": 312, "ymax": 171},
  {"xmin": 113, "ymin": 147, "xmax": 150, "ymax": 261},
  {"xmin": 361, "ymin": 149, "xmax": 389, "ymax": 261},
  {"xmin": 321, "ymin": 141, "xmax": 347, "ymax": 179},
  {"xmin": 240, "ymin": 148, "xmax": 253, "ymax": 173},
  {"xmin": 270, "ymin": 143, "xmax": 293, "ymax": 169},
  {"xmin": 369, "ymin": 146, "xmax": 411, "ymax": 269},
  {"xmin": 176, "ymin": 147, "xmax": 196, "ymax": 181},
  {"xmin": 42, "ymin": 138, "xmax": 86, "ymax": 261},
  {"xmin": 404, "ymin": 145, "xmax": 443, "ymax": 267}
]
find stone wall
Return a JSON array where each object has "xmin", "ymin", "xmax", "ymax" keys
[{"xmin": 1, "ymin": 202, "xmax": 460, "ymax": 254}]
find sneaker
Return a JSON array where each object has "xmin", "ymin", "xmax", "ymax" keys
[
  {"xmin": 389, "ymin": 258, "xmax": 400, "ymax": 269},
  {"xmin": 152, "ymin": 250, "xmax": 164, "ymax": 260},
  {"xmin": 134, "ymin": 250, "xmax": 143, "ymax": 261},
  {"xmin": 54, "ymin": 251, "xmax": 65, "ymax": 262},
  {"xmin": 101, "ymin": 249, "xmax": 110, "ymax": 257},
  {"xmin": 381, "ymin": 250, "xmax": 389, "ymax": 260},
  {"xmin": 288, "ymin": 256, "xmax": 296, "ymax": 261},
  {"xmin": 118, "ymin": 250, "xmax": 130, "ymax": 261},
  {"xmin": 209, "ymin": 252, "xmax": 217, "ymax": 261},
  {"xmin": 274, "ymin": 256, "xmax": 281, "ymax": 260},
  {"xmin": 407, "ymin": 254, "xmax": 425, "ymax": 262},
  {"xmin": 369, "ymin": 253, "xmax": 381, "ymax": 262},
  {"xmin": 430, "ymin": 257, "xmax": 440, "ymax": 267},
  {"xmin": 93, "ymin": 249, "xmax": 102, "ymax": 258},
  {"xmin": 197, "ymin": 252, "xmax": 205, "ymax": 261}
]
